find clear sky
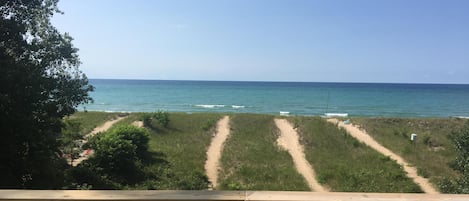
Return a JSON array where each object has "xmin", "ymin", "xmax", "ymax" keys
[{"xmin": 52, "ymin": 0, "xmax": 469, "ymax": 83}]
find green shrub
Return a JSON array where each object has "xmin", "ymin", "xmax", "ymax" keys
[
  {"xmin": 141, "ymin": 111, "xmax": 170, "ymax": 128},
  {"xmin": 201, "ymin": 119, "xmax": 217, "ymax": 131},
  {"xmin": 107, "ymin": 125, "xmax": 150, "ymax": 159},
  {"xmin": 84, "ymin": 125, "xmax": 150, "ymax": 185},
  {"xmin": 154, "ymin": 111, "xmax": 170, "ymax": 127},
  {"xmin": 93, "ymin": 134, "xmax": 141, "ymax": 182},
  {"xmin": 141, "ymin": 113, "xmax": 153, "ymax": 127},
  {"xmin": 440, "ymin": 122, "xmax": 469, "ymax": 193}
]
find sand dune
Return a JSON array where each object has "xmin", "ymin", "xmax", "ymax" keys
[
  {"xmin": 275, "ymin": 119, "xmax": 327, "ymax": 192},
  {"xmin": 327, "ymin": 118, "xmax": 439, "ymax": 194}
]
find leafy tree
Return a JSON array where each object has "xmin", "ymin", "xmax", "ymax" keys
[{"xmin": 0, "ymin": 0, "xmax": 93, "ymax": 188}]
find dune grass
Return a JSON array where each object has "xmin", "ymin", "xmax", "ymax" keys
[
  {"xmin": 291, "ymin": 116, "xmax": 422, "ymax": 192},
  {"xmin": 65, "ymin": 111, "xmax": 122, "ymax": 135},
  {"xmin": 66, "ymin": 112, "xmax": 464, "ymax": 191},
  {"xmin": 142, "ymin": 112, "xmax": 223, "ymax": 189},
  {"xmin": 66, "ymin": 112, "xmax": 222, "ymax": 189},
  {"xmin": 351, "ymin": 117, "xmax": 468, "ymax": 186},
  {"xmin": 218, "ymin": 114, "xmax": 310, "ymax": 191}
]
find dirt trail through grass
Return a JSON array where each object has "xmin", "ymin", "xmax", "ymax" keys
[
  {"xmin": 72, "ymin": 116, "xmax": 127, "ymax": 166},
  {"xmin": 132, "ymin": 120, "xmax": 144, "ymax": 128},
  {"xmin": 327, "ymin": 118, "xmax": 439, "ymax": 194},
  {"xmin": 274, "ymin": 119, "xmax": 327, "ymax": 192},
  {"xmin": 205, "ymin": 116, "xmax": 230, "ymax": 189},
  {"xmin": 83, "ymin": 116, "xmax": 127, "ymax": 138}
]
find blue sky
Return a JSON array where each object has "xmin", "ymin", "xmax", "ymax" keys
[{"xmin": 52, "ymin": 0, "xmax": 469, "ymax": 83}]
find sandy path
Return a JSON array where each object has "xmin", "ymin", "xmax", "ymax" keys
[
  {"xmin": 327, "ymin": 118, "xmax": 439, "ymax": 194},
  {"xmin": 274, "ymin": 119, "xmax": 327, "ymax": 192},
  {"xmin": 83, "ymin": 116, "xmax": 127, "ymax": 139},
  {"xmin": 132, "ymin": 120, "xmax": 144, "ymax": 128},
  {"xmin": 71, "ymin": 116, "xmax": 127, "ymax": 166},
  {"xmin": 205, "ymin": 116, "xmax": 231, "ymax": 189}
]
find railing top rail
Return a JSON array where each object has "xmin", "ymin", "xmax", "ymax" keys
[{"xmin": 1, "ymin": 190, "xmax": 469, "ymax": 201}]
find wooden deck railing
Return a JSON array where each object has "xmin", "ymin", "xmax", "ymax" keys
[{"xmin": 1, "ymin": 190, "xmax": 469, "ymax": 201}]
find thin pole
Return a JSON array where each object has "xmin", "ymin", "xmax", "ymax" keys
[{"xmin": 325, "ymin": 90, "xmax": 330, "ymax": 113}]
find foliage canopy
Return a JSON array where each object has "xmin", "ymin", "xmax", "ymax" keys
[{"xmin": 0, "ymin": 0, "xmax": 93, "ymax": 188}]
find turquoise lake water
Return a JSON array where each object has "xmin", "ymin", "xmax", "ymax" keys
[{"xmin": 83, "ymin": 79, "xmax": 469, "ymax": 117}]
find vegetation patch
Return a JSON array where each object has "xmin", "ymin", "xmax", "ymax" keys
[
  {"xmin": 141, "ymin": 111, "xmax": 170, "ymax": 128},
  {"xmin": 439, "ymin": 122, "xmax": 469, "ymax": 193},
  {"xmin": 141, "ymin": 113, "xmax": 223, "ymax": 189},
  {"xmin": 65, "ymin": 112, "xmax": 121, "ymax": 135},
  {"xmin": 61, "ymin": 112, "xmax": 469, "ymax": 192},
  {"xmin": 63, "ymin": 112, "xmax": 222, "ymax": 190},
  {"xmin": 351, "ymin": 117, "xmax": 466, "ymax": 187},
  {"xmin": 66, "ymin": 124, "xmax": 150, "ymax": 189},
  {"xmin": 292, "ymin": 116, "xmax": 421, "ymax": 192},
  {"xmin": 219, "ymin": 114, "xmax": 310, "ymax": 191}
]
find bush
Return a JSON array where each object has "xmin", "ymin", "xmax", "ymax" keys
[
  {"xmin": 107, "ymin": 125, "xmax": 150, "ymax": 159},
  {"xmin": 64, "ymin": 164, "xmax": 114, "ymax": 189},
  {"xmin": 201, "ymin": 119, "xmax": 217, "ymax": 131},
  {"xmin": 154, "ymin": 111, "xmax": 170, "ymax": 127},
  {"xmin": 439, "ymin": 122, "xmax": 469, "ymax": 193},
  {"xmin": 83, "ymin": 125, "xmax": 150, "ymax": 185},
  {"xmin": 141, "ymin": 113, "xmax": 153, "ymax": 127},
  {"xmin": 93, "ymin": 134, "xmax": 141, "ymax": 183},
  {"xmin": 141, "ymin": 111, "xmax": 170, "ymax": 128}
]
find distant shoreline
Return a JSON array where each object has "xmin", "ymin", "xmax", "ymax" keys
[
  {"xmin": 83, "ymin": 80, "xmax": 469, "ymax": 118},
  {"xmin": 89, "ymin": 78, "xmax": 469, "ymax": 85},
  {"xmin": 77, "ymin": 110, "xmax": 469, "ymax": 119}
]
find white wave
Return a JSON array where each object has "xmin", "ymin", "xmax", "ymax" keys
[
  {"xmin": 232, "ymin": 105, "xmax": 245, "ymax": 109},
  {"xmin": 280, "ymin": 111, "xmax": 290, "ymax": 116},
  {"xmin": 195, "ymin": 104, "xmax": 225, "ymax": 108},
  {"xmin": 324, "ymin": 113, "xmax": 348, "ymax": 117},
  {"xmin": 103, "ymin": 110, "xmax": 133, "ymax": 113},
  {"xmin": 452, "ymin": 116, "xmax": 469, "ymax": 119}
]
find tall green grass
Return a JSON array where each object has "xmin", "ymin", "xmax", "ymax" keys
[
  {"xmin": 142, "ymin": 113, "xmax": 223, "ymax": 189},
  {"xmin": 351, "ymin": 118, "xmax": 468, "ymax": 186},
  {"xmin": 67, "ymin": 112, "xmax": 462, "ymax": 191},
  {"xmin": 292, "ymin": 116, "xmax": 421, "ymax": 192},
  {"xmin": 219, "ymin": 114, "xmax": 310, "ymax": 191},
  {"xmin": 65, "ymin": 111, "xmax": 122, "ymax": 135}
]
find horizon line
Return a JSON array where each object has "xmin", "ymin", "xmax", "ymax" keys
[{"xmin": 88, "ymin": 78, "xmax": 469, "ymax": 85}]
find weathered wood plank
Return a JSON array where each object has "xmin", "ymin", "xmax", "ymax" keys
[{"xmin": 1, "ymin": 190, "xmax": 469, "ymax": 201}]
